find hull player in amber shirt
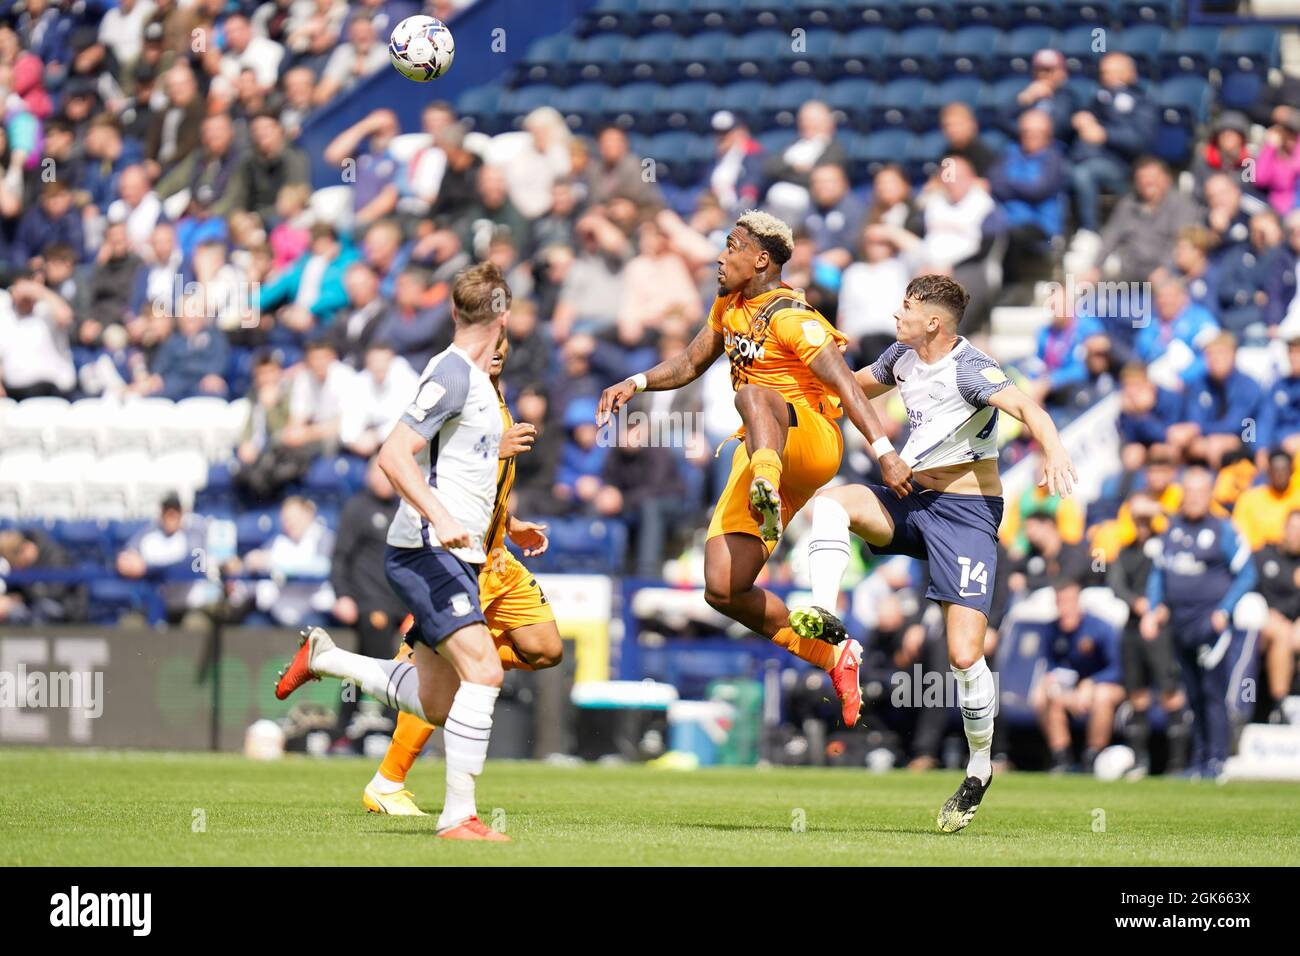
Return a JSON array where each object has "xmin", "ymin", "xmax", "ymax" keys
[{"xmin": 598, "ymin": 211, "xmax": 912, "ymax": 726}]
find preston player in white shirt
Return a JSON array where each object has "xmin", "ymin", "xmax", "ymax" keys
[
  {"xmin": 789, "ymin": 275, "xmax": 1077, "ymax": 833},
  {"xmin": 275, "ymin": 263, "xmax": 511, "ymax": 842}
]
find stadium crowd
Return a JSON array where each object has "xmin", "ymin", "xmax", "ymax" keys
[{"xmin": 0, "ymin": 0, "xmax": 1298, "ymax": 772}]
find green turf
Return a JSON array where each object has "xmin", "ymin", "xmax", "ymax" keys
[{"xmin": 2, "ymin": 748, "xmax": 1298, "ymax": 866}]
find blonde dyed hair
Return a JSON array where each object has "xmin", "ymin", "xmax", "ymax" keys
[{"xmin": 736, "ymin": 209, "xmax": 794, "ymax": 265}]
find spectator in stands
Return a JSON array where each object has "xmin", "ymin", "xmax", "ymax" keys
[
  {"xmin": 1031, "ymin": 579, "xmax": 1125, "ymax": 772},
  {"xmin": 461, "ymin": 165, "xmax": 531, "ymax": 261},
  {"xmin": 1087, "ymin": 157, "xmax": 1200, "ymax": 284},
  {"xmin": 1215, "ymin": 210, "xmax": 1282, "ymax": 341},
  {"xmin": 1235, "ymin": 449, "xmax": 1300, "ymax": 552},
  {"xmin": 218, "ymin": 13, "xmax": 284, "ymax": 92},
  {"xmin": 373, "ymin": 265, "xmax": 449, "ymax": 372},
  {"xmin": 1107, "ymin": 492, "xmax": 1188, "ymax": 777},
  {"xmin": 1008, "ymin": 511, "xmax": 1092, "ymax": 594},
  {"xmin": 865, "ymin": 164, "xmax": 921, "ymax": 235},
  {"xmin": 763, "ymin": 100, "xmax": 844, "ymax": 219},
  {"xmin": 233, "ymin": 349, "xmax": 294, "ymax": 501},
  {"xmin": 258, "ymin": 223, "xmax": 359, "ymax": 335},
  {"xmin": 0, "ymin": 273, "xmax": 76, "ymax": 399},
  {"xmin": 617, "ymin": 217, "xmax": 701, "ymax": 347},
  {"xmin": 1259, "ymin": 334, "xmax": 1300, "ymax": 456},
  {"xmin": 81, "ymin": 116, "xmax": 141, "ymax": 218},
  {"xmin": 1254, "ymin": 113, "xmax": 1300, "ymax": 217},
  {"xmin": 234, "ymin": 110, "xmax": 310, "ymax": 225},
  {"xmin": 1116, "ymin": 363, "xmax": 1183, "ymax": 471},
  {"xmin": 1011, "ymin": 48, "xmax": 1074, "ymax": 142},
  {"xmin": 938, "ymin": 102, "xmax": 994, "ymax": 179},
  {"xmin": 706, "ymin": 109, "xmax": 763, "ymax": 216},
  {"xmin": 278, "ymin": 65, "xmax": 316, "ymax": 141},
  {"xmin": 339, "ymin": 343, "xmax": 417, "ymax": 458},
  {"xmin": 99, "ymin": 0, "xmax": 154, "ymax": 72},
  {"xmin": 1133, "ymin": 277, "xmax": 1219, "ymax": 385},
  {"xmin": 323, "ymin": 109, "xmax": 401, "ymax": 231},
  {"xmin": 512, "ymin": 384, "xmax": 561, "ymax": 516},
  {"xmin": 115, "ymin": 492, "xmax": 213, "ymax": 628},
  {"xmin": 1166, "ymin": 332, "xmax": 1260, "ymax": 468},
  {"xmin": 314, "ymin": 15, "xmax": 388, "ymax": 105},
  {"xmin": 267, "ymin": 183, "xmax": 314, "ymax": 270},
  {"xmin": 1191, "ymin": 111, "xmax": 1254, "ymax": 198},
  {"xmin": 838, "ymin": 223, "xmax": 910, "ymax": 366},
  {"xmin": 595, "ymin": 414, "xmax": 686, "ymax": 577},
  {"xmin": 156, "ymin": 112, "xmax": 244, "ymax": 220},
  {"xmin": 14, "ymin": 181, "xmax": 85, "ymax": 267},
  {"xmin": 583, "ymin": 124, "xmax": 659, "ymax": 210},
  {"xmin": 1069, "ymin": 52, "xmax": 1157, "ymax": 235},
  {"xmin": 1153, "ymin": 225, "xmax": 1220, "ymax": 313},
  {"xmin": 1144, "ymin": 468, "xmax": 1257, "ymax": 777},
  {"xmin": 1269, "ymin": 211, "xmax": 1300, "ymax": 330},
  {"xmin": 1204, "ymin": 172, "xmax": 1255, "ymax": 255},
  {"xmin": 425, "ymin": 121, "xmax": 481, "ymax": 230},
  {"xmin": 989, "ymin": 108, "xmax": 1067, "ymax": 277},
  {"xmin": 803, "ymin": 162, "xmax": 864, "ymax": 271},
  {"xmin": 552, "ymin": 210, "xmax": 629, "ymax": 343},
  {"xmin": 285, "ymin": 336, "xmax": 351, "ymax": 453},
  {"xmin": 132, "ymin": 304, "xmax": 230, "ymax": 400},
  {"xmin": 330, "ymin": 262, "xmax": 390, "ymax": 367},
  {"xmin": 145, "ymin": 64, "xmax": 204, "ymax": 178},
  {"xmin": 1021, "ymin": 282, "xmax": 1105, "ymax": 407},
  {"xmin": 1256, "ymin": 508, "xmax": 1300, "ymax": 723},
  {"xmin": 81, "ymin": 219, "xmax": 143, "ymax": 337},
  {"xmin": 132, "ymin": 222, "xmax": 183, "ymax": 319},
  {"xmin": 0, "ymin": 527, "xmax": 85, "ymax": 624},
  {"xmin": 240, "ymin": 495, "xmax": 335, "ymax": 628},
  {"xmin": 553, "ymin": 395, "xmax": 608, "ymax": 513},
  {"xmin": 506, "ymin": 106, "xmax": 571, "ymax": 220},
  {"xmin": 106, "ymin": 165, "xmax": 162, "ymax": 257}
]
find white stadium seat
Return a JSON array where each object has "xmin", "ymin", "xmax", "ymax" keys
[
  {"xmin": 101, "ymin": 397, "xmax": 176, "ymax": 454},
  {"xmin": 24, "ymin": 451, "xmax": 96, "ymax": 519},
  {"xmin": 386, "ymin": 132, "xmax": 432, "ymax": 164},
  {"xmin": 1, "ymin": 397, "xmax": 71, "ymax": 453},
  {"xmin": 175, "ymin": 397, "xmax": 243, "ymax": 461},
  {"xmin": 0, "ymin": 450, "xmax": 43, "ymax": 519},
  {"xmin": 52, "ymin": 398, "xmax": 117, "ymax": 453},
  {"xmin": 309, "ymin": 185, "xmax": 354, "ymax": 235},
  {"xmin": 82, "ymin": 451, "xmax": 153, "ymax": 521}
]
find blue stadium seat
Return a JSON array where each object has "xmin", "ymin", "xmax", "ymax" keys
[
  {"xmin": 841, "ymin": 0, "xmax": 905, "ymax": 30},
  {"xmin": 904, "ymin": 129, "xmax": 949, "ymax": 180},
  {"xmin": 724, "ymin": 29, "xmax": 788, "ymax": 82},
  {"xmin": 499, "ymin": 85, "xmax": 562, "ymax": 131},
  {"xmin": 1155, "ymin": 75, "xmax": 1211, "ymax": 163},
  {"xmin": 899, "ymin": 0, "xmax": 956, "ymax": 28},
  {"xmin": 676, "ymin": 30, "xmax": 734, "ymax": 83},
  {"xmin": 656, "ymin": 81, "xmax": 720, "ymax": 132},
  {"xmin": 793, "ymin": 0, "xmax": 855, "ymax": 30},
  {"xmin": 977, "ymin": 75, "xmax": 1029, "ymax": 133},
  {"xmin": 1059, "ymin": 23, "xmax": 1101, "ymax": 78},
  {"xmin": 456, "ymin": 85, "xmax": 505, "ymax": 135},
  {"xmin": 1218, "ymin": 27, "xmax": 1282, "ymax": 111},
  {"xmin": 1159, "ymin": 26, "xmax": 1220, "ymax": 78},
  {"xmin": 1064, "ymin": 74, "xmax": 1099, "ymax": 112},
  {"xmin": 517, "ymin": 33, "xmax": 576, "ymax": 87},
  {"xmin": 758, "ymin": 79, "xmax": 827, "ymax": 128},
  {"xmin": 1059, "ymin": 0, "xmax": 1113, "ymax": 25},
  {"xmin": 885, "ymin": 26, "xmax": 945, "ymax": 79},
  {"xmin": 1113, "ymin": 24, "xmax": 1167, "ymax": 81},
  {"xmin": 922, "ymin": 76, "xmax": 983, "ymax": 129},
  {"xmin": 952, "ymin": 0, "xmax": 1012, "ymax": 27},
  {"xmin": 624, "ymin": 31, "xmax": 682, "ymax": 85},
  {"xmin": 831, "ymin": 27, "xmax": 890, "ymax": 80},
  {"xmin": 756, "ymin": 128, "xmax": 798, "ymax": 155},
  {"xmin": 554, "ymin": 83, "xmax": 610, "ymax": 132},
  {"xmin": 994, "ymin": 26, "xmax": 1059, "ymax": 78},
  {"xmin": 108, "ymin": 519, "xmax": 149, "ymax": 551},
  {"xmin": 568, "ymin": 34, "xmax": 630, "ymax": 85},
  {"xmin": 636, "ymin": 0, "xmax": 695, "ymax": 35},
  {"xmin": 1010, "ymin": 0, "xmax": 1066, "ymax": 25},
  {"xmin": 580, "ymin": 0, "xmax": 639, "ymax": 36},
  {"xmin": 643, "ymin": 131, "xmax": 712, "ymax": 185},
  {"xmin": 825, "ymin": 76, "xmax": 876, "ymax": 127},
  {"xmin": 713, "ymin": 79, "xmax": 770, "ymax": 130},
  {"xmin": 606, "ymin": 82, "xmax": 667, "ymax": 133},
  {"xmin": 235, "ymin": 509, "xmax": 280, "ymax": 554},
  {"xmin": 777, "ymin": 27, "xmax": 837, "ymax": 80},
  {"xmin": 994, "ymin": 619, "xmax": 1050, "ymax": 728},
  {"xmin": 871, "ymin": 77, "xmax": 932, "ymax": 130},
  {"xmin": 87, "ymin": 579, "xmax": 155, "ymax": 625},
  {"xmin": 225, "ymin": 348, "xmax": 255, "ymax": 401},
  {"xmin": 527, "ymin": 517, "xmax": 628, "ymax": 573},
  {"xmin": 938, "ymin": 26, "xmax": 1001, "ymax": 79},
  {"xmin": 737, "ymin": 0, "xmax": 794, "ymax": 32},
  {"xmin": 50, "ymin": 519, "xmax": 112, "ymax": 567},
  {"xmin": 686, "ymin": 0, "xmax": 737, "ymax": 34},
  {"xmin": 844, "ymin": 128, "xmax": 912, "ymax": 181},
  {"xmin": 1117, "ymin": 0, "xmax": 1182, "ymax": 26}
]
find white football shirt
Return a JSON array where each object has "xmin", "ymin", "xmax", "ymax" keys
[
  {"xmin": 869, "ymin": 337, "xmax": 1010, "ymax": 472},
  {"xmin": 386, "ymin": 343, "xmax": 502, "ymax": 564}
]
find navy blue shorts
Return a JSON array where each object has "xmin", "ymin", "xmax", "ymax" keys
[
  {"xmin": 384, "ymin": 545, "xmax": 486, "ymax": 647},
  {"xmin": 865, "ymin": 485, "xmax": 1004, "ymax": 619}
]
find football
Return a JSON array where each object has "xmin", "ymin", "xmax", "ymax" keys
[{"xmin": 388, "ymin": 15, "xmax": 455, "ymax": 82}]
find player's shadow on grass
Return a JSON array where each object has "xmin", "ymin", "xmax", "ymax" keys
[{"xmin": 679, "ymin": 821, "xmax": 936, "ymax": 836}]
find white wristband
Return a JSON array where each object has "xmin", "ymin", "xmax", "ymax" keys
[
  {"xmin": 630, "ymin": 373, "xmax": 647, "ymax": 392},
  {"xmin": 871, "ymin": 436, "xmax": 895, "ymax": 459}
]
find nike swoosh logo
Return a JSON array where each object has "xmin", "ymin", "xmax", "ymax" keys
[{"xmin": 958, "ymin": 590, "xmax": 984, "ymax": 598}]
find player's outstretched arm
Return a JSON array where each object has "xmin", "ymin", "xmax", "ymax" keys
[
  {"xmin": 809, "ymin": 345, "xmax": 913, "ymax": 497},
  {"xmin": 852, "ymin": 364, "xmax": 897, "ymax": 400},
  {"xmin": 377, "ymin": 422, "xmax": 471, "ymax": 549},
  {"xmin": 596, "ymin": 324, "xmax": 724, "ymax": 425},
  {"xmin": 986, "ymin": 384, "xmax": 1078, "ymax": 497}
]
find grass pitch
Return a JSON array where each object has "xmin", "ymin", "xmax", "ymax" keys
[{"xmin": 2, "ymin": 748, "xmax": 1297, "ymax": 866}]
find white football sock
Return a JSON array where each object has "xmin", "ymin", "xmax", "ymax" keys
[
  {"xmin": 807, "ymin": 495, "xmax": 852, "ymax": 610},
  {"xmin": 952, "ymin": 656, "xmax": 996, "ymax": 784},
  {"xmin": 437, "ymin": 681, "xmax": 499, "ymax": 831},
  {"xmin": 312, "ymin": 647, "xmax": 428, "ymax": 723},
  {"xmin": 368, "ymin": 771, "xmax": 404, "ymax": 795}
]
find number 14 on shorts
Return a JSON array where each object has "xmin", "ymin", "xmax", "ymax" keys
[{"xmin": 957, "ymin": 556, "xmax": 988, "ymax": 598}]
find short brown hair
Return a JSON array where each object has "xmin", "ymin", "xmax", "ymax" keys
[
  {"xmin": 451, "ymin": 262, "xmax": 511, "ymax": 326},
  {"xmin": 906, "ymin": 274, "xmax": 970, "ymax": 328}
]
